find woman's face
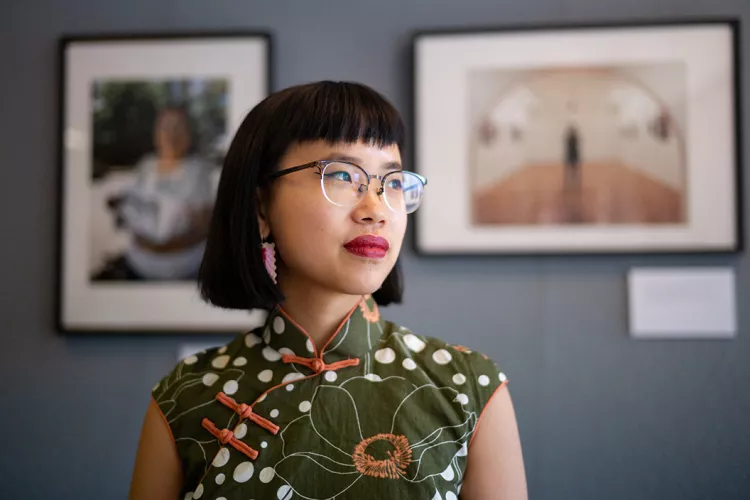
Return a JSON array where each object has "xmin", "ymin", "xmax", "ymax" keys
[
  {"xmin": 154, "ymin": 109, "xmax": 191, "ymax": 160},
  {"xmin": 261, "ymin": 140, "xmax": 407, "ymax": 298}
]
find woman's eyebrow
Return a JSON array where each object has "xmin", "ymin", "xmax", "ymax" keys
[
  {"xmin": 321, "ymin": 152, "xmax": 361, "ymax": 163},
  {"xmin": 323, "ymin": 152, "xmax": 402, "ymax": 171}
]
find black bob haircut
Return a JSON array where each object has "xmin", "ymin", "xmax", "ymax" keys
[{"xmin": 198, "ymin": 81, "xmax": 406, "ymax": 311}]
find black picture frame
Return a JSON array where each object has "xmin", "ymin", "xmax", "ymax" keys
[
  {"xmin": 56, "ymin": 31, "xmax": 273, "ymax": 334},
  {"xmin": 412, "ymin": 18, "xmax": 743, "ymax": 257}
]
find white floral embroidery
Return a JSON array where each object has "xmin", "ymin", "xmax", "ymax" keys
[{"xmin": 273, "ymin": 376, "xmax": 477, "ymax": 499}]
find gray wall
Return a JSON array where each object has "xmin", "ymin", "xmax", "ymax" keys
[{"xmin": 1, "ymin": 1, "xmax": 748, "ymax": 498}]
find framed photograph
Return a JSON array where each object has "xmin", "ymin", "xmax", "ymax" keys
[
  {"xmin": 58, "ymin": 32, "xmax": 271, "ymax": 333},
  {"xmin": 413, "ymin": 19, "xmax": 742, "ymax": 255}
]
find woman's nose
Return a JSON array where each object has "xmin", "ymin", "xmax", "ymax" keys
[{"xmin": 353, "ymin": 181, "xmax": 387, "ymax": 224}]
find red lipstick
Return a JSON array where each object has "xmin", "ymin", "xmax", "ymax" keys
[{"xmin": 343, "ymin": 235, "xmax": 390, "ymax": 259}]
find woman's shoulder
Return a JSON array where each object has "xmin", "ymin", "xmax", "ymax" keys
[
  {"xmin": 150, "ymin": 332, "xmax": 248, "ymax": 411},
  {"xmin": 180, "ymin": 155, "xmax": 214, "ymax": 175},
  {"xmin": 133, "ymin": 153, "xmax": 158, "ymax": 172},
  {"xmin": 381, "ymin": 321, "xmax": 509, "ymax": 408},
  {"xmin": 382, "ymin": 321, "xmax": 506, "ymax": 372}
]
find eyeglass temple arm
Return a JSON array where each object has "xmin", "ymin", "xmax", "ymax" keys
[
  {"xmin": 411, "ymin": 172, "xmax": 428, "ymax": 186},
  {"xmin": 265, "ymin": 162, "xmax": 321, "ymax": 181}
]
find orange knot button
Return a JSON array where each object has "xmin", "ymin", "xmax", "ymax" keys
[
  {"xmin": 310, "ymin": 359, "xmax": 325, "ymax": 373},
  {"xmin": 237, "ymin": 403, "xmax": 254, "ymax": 419},
  {"xmin": 218, "ymin": 429, "xmax": 234, "ymax": 445}
]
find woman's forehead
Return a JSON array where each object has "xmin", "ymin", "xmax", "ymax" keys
[{"xmin": 284, "ymin": 140, "xmax": 401, "ymax": 164}]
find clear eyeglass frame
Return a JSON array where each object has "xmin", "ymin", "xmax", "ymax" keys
[{"xmin": 265, "ymin": 160, "xmax": 428, "ymax": 214}]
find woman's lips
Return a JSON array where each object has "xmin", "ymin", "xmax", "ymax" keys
[{"xmin": 343, "ymin": 235, "xmax": 390, "ymax": 259}]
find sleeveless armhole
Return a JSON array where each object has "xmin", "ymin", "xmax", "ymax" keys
[
  {"xmin": 468, "ymin": 378, "xmax": 509, "ymax": 449},
  {"xmin": 447, "ymin": 347, "xmax": 509, "ymax": 450},
  {"xmin": 149, "ymin": 349, "xmax": 212, "ymax": 456},
  {"xmin": 150, "ymin": 394, "xmax": 178, "ymax": 450}
]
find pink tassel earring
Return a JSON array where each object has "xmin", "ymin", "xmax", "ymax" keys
[{"xmin": 261, "ymin": 237, "xmax": 277, "ymax": 284}]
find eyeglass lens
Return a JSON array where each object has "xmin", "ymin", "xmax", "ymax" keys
[{"xmin": 320, "ymin": 162, "xmax": 424, "ymax": 214}]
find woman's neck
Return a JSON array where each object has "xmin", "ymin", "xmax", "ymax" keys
[
  {"xmin": 278, "ymin": 280, "xmax": 361, "ymax": 352},
  {"xmin": 156, "ymin": 157, "xmax": 181, "ymax": 174}
]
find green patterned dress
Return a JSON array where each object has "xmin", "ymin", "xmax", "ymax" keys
[{"xmin": 152, "ymin": 296, "xmax": 508, "ymax": 500}]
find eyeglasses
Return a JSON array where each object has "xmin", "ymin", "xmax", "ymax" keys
[{"xmin": 266, "ymin": 160, "xmax": 428, "ymax": 214}]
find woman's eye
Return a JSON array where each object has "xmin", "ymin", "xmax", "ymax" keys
[
  {"xmin": 387, "ymin": 178, "xmax": 403, "ymax": 190},
  {"xmin": 326, "ymin": 170, "xmax": 352, "ymax": 182}
]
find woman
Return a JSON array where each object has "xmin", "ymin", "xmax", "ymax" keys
[
  {"xmin": 97, "ymin": 106, "xmax": 215, "ymax": 281},
  {"xmin": 129, "ymin": 81, "xmax": 527, "ymax": 499}
]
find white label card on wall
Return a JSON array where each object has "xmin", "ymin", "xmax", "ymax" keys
[{"xmin": 627, "ymin": 267, "xmax": 737, "ymax": 339}]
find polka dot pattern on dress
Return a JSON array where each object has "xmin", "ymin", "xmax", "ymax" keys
[
  {"xmin": 234, "ymin": 423, "xmax": 247, "ymax": 439},
  {"xmin": 245, "ymin": 333, "xmax": 261, "ymax": 348},
  {"xmin": 273, "ymin": 316, "xmax": 285, "ymax": 334},
  {"xmin": 260, "ymin": 467, "xmax": 275, "ymax": 483},
  {"xmin": 223, "ymin": 380, "xmax": 239, "ymax": 395},
  {"xmin": 183, "ymin": 354, "xmax": 198, "ymax": 365},
  {"xmin": 455, "ymin": 394, "xmax": 469, "ymax": 405},
  {"xmin": 278, "ymin": 485, "xmax": 293, "ymax": 500},
  {"xmin": 375, "ymin": 347, "xmax": 396, "ymax": 364},
  {"xmin": 233, "ymin": 461, "xmax": 254, "ymax": 483},
  {"xmin": 262, "ymin": 347, "xmax": 282, "ymax": 362},
  {"xmin": 441, "ymin": 464, "xmax": 455, "ymax": 481},
  {"xmin": 193, "ymin": 483, "xmax": 204, "ymax": 499},
  {"xmin": 432, "ymin": 349, "xmax": 452, "ymax": 365},
  {"xmin": 211, "ymin": 355, "xmax": 230, "ymax": 369},
  {"xmin": 158, "ymin": 304, "xmax": 508, "ymax": 500},
  {"xmin": 218, "ymin": 345, "xmax": 228, "ymax": 354},
  {"xmin": 499, "ymin": 372, "xmax": 508, "ymax": 383},
  {"xmin": 212, "ymin": 448, "xmax": 230, "ymax": 467},
  {"xmin": 403, "ymin": 333, "xmax": 426, "ymax": 353},
  {"xmin": 202, "ymin": 373, "xmax": 219, "ymax": 387}
]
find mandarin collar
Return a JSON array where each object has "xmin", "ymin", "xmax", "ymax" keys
[{"xmin": 260, "ymin": 295, "xmax": 384, "ymax": 363}]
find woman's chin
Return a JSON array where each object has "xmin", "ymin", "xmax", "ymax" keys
[{"xmin": 335, "ymin": 276, "xmax": 388, "ymax": 297}]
